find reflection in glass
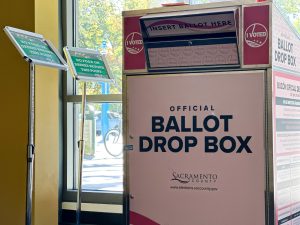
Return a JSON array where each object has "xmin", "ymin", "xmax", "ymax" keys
[{"xmin": 74, "ymin": 103, "xmax": 123, "ymax": 192}]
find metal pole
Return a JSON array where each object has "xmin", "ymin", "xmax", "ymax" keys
[
  {"xmin": 76, "ymin": 82, "xmax": 87, "ymax": 225},
  {"xmin": 26, "ymin": 63, "xmax": 35, "ymax": 225}
]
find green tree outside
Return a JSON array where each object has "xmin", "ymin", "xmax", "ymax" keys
[
  {"xmin": 76, "ymin": 0, "xmax": 300, "ymax": 96},
  {"xmin": 275, "ymin": 0, "xmax": 300, "ymax": 31}
]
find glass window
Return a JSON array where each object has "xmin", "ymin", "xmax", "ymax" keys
[
  {"xmin": 65, "ymin": 0, "xmax": 185, "ymax": 204},
  {"xmin": 74, "ymin": 103, "xmax": 123, "ymax": 192},
  {"xmin": 71, "ymin": 0, "xmax": 197, "ymax": 197},
  {"xmin": 274, "ymin": 0, "xmax": 300, "ymax": 32}
]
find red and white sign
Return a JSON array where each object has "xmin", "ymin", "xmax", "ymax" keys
[
  {"xmin": 125, "ymin": 32, "xmax": 143, "ymax": 55},
  {"xmin": 243, "ymin": 5, "xmax": 270, "ymax": 65},
  {"xmin": 123, "ymin": 16, "xmax": 146, "ymax": 71},
  {"xmin": 126, "ymin": 71, "xmax": 265, "ymax": 225},
  {"xmin": 245, "ymin": 23, "xmax": 268, "ymax": 48}
]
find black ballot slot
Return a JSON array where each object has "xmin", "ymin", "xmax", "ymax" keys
[{"xmin": 139, "ymin": 7, "xmax": 240, "ymax": 71}]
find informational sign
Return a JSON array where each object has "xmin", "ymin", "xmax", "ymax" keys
[
  {"xmin": 126, "ymin": 71, "xmax": 265, "ymax": 225},
  {"xmin": 140, "ymin": 9, "xmax": 237, "ymax": 38},
  {"xmin": 4, "ymin": 26, "xmax": 67, "ymax": 70},
  {"xmin": 272, "ymin": 6, "xmax": 300, "ymax": 74},
  {"xmin": 123, "ymin": 16, "xmax": 146, "ymax": 71},
  {"xmin": 243, "ymin": 5, "xmax": 270, "ymax": 66},
  {"xmin": 273, "ymin": 70, "xmax": 300, "ymax": 225},
  {"xmin": 100, "ymin": 40, "xmax": 107, "ymax": 55},
  {"xmin": 64, "ymin": 46, "xmax": 113, "ymax": 82}
]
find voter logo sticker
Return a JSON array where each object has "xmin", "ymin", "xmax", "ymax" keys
[
  {"xmin": 245, "ymin": 23, "xmax": 268, "ymax": 48},
  {"xmin": 125, "ymin": 32, "xmax": 143, "ymax": 54}
]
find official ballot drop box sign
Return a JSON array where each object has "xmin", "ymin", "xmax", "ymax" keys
[
  {"xmin": 123, "ymin": 1, "xmax": 300, "ymax": 225},
  {"xmin": 126, "ymin": 72, "xmax": 266, "ymax": 225}
]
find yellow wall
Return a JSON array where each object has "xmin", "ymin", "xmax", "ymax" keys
[
  {"xmin": 0, "ymin": 1, "xmax": 34, "ymax": 225},
  {"xmin": 34, "ymin": 0, "xmax": 61, "ymax": 224},
  {"xmin": 0, "ymin": 1, "xmax": 61, "ymax": 225}
]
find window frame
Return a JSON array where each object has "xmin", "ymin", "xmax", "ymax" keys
[{"xmin": 62, "ymin": 0, "xmax": 123, "ymax": 206}]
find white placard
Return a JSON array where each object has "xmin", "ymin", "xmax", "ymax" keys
[{"xmin": 126, "ymin": 71, "xmax": 266, "ymax": 225}]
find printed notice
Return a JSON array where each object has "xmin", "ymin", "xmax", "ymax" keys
[
  {"xmin": 273, "ymin": 7, "xmax": 300, "ymax": 73},
  {"xmin": 274, "ymin": 70, "xmax": 300, "ymax": 225},
  {"xmin": 11, "ymin": 31, "xmax": 61, "ymax": 64},
  {"xmin": 3, "ymin": 26, "xmax": 67, "ymax": 69},
  {"xmin": 64, "ymin": 47, "xmax": 112, "ymax": 82}
]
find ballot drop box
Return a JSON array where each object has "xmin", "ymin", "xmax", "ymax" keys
[{"xmin": 122, "ymin": 1, "xmax": 300, "ymax": 225}]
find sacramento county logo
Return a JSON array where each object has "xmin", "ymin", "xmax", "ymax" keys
[
  {"xmin": 245, "ymin": 23, "xmax": 268, "ymax": 48},
  {"xmin": 171, "ymin": 172, "xmax": 218, "ymax": 184},
  {"xmin": 125, "ymin": 32, "xmax": 143, "ymax": 54}
]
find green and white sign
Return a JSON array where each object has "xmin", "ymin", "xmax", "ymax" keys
[
  {"xmin": 71, "ymin": 55, "xmax": 108, "ymax": 78},
  {"xmin": 64, "ymin": 46, "xmax": 113, "ymax": 82},
  {"xmin": 4, "ymin": 26, "xmax": 67, "ymax": 70}
]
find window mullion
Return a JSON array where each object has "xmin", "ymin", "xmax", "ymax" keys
[{"xmin": 66, "ymin": 94, "xmax": 122, "ymax": 103}]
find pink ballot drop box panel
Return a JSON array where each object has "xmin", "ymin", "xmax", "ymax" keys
[
  {"xmin": 126, "ymin": 71, "xmax": 266, "ymax": 225},
  {"xmin": 123, "ymin": 2, "xmax": 300, "ymax": 225}
]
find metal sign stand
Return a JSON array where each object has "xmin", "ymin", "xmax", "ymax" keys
[
  {"xmin": 26, "ymin": 62, "xmax": 35, "ymax": 225},
  {"xmin": 63, "ymin": 46, "xmax": 114, "ymax": 225},
  {"xmin": 76, "ymin": 82, "xmax": 87, "ymax": 225},
  {"xmin": 3, "ymin": 26, "xmax": 68, "ymax": 225}
]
